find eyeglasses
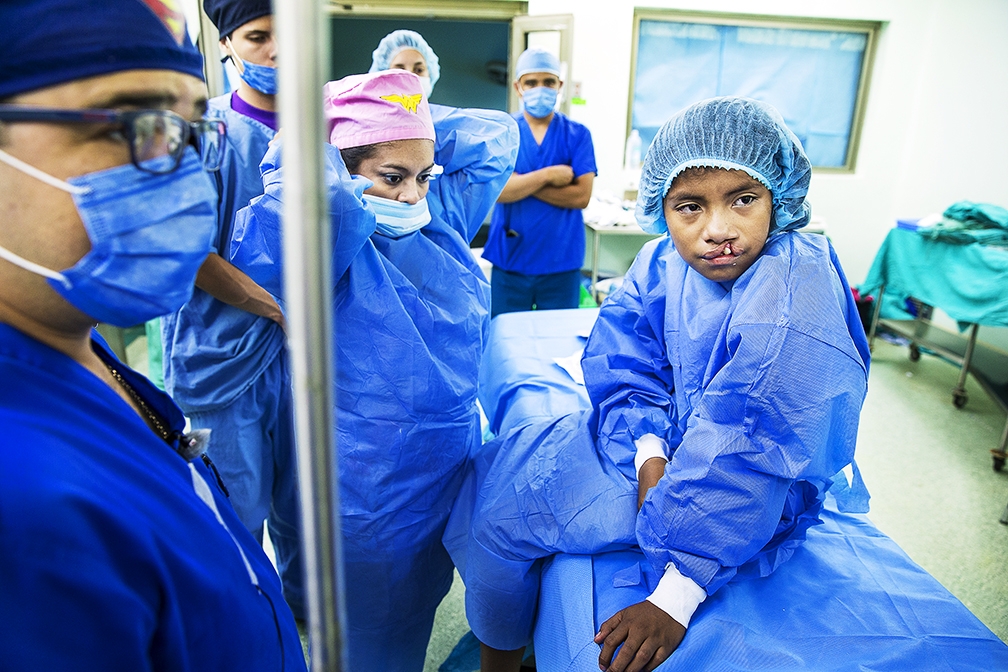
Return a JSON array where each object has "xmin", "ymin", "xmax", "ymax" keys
[{"xmin": 0, "ymin": 105, "xmax": 227, "ymax": 174}]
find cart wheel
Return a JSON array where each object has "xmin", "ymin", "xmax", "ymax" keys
[
  {"xmin": 952, "ymin": 390, "xmax": 968, "ymax": 409},
  {"xmin": 993, "ymin": 455, "xmax": 1005, "ymax": 472},
  {"xmin": 908, "ymin": 344, "xmax": 920, "ymax": 362}
]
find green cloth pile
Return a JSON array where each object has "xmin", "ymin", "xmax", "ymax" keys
[{"xmin": 919, "ymin": 200, "xmax": 1008, "ymax": 247}]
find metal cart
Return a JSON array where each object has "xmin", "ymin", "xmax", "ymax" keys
[{"xmin": 867, "ymin": 286, "xmax": 1008, "ymax": 474}]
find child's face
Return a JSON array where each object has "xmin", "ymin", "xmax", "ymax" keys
[{"xmin": 663, "ymin": 167, "xmax": 772, "ymax": 282}]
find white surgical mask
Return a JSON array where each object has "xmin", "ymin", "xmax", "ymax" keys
[
  {"xmin": 418, "ymin": 75, "xmax": 434, "ymax": 99},
  {"xmin": 362, "ymin": 194, "xmax": 432, "ymax": 238}
]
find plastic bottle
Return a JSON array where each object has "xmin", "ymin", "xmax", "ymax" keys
[{"xmin": 623, "ymin": 129, "xmax": 642, "ymax": 171}]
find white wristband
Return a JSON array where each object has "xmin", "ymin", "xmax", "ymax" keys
[
  {"xmin": 634, "ymin": 433, "xmax": 669, "ymax": 475},
  {"xmin": 645, "ymin": 562, "xmax": 707, "ymax": 628}
]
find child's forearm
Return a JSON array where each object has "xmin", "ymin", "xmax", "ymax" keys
[{"xmin": 637, "ymin": 457, "xmax": 666, "ymax": 510}]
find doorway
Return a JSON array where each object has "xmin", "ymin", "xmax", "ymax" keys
[{"xmin": 331, "ymin": 16, "xmax": 511, "ymax": 111}]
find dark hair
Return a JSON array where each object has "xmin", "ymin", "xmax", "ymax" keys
[
  {"xmin": 339, "ymin": 144, "xmax": 379, "ymax": 174},
  {"xmin": 339, "ymin": 139, "xmax": 433, "ymax": 174}
]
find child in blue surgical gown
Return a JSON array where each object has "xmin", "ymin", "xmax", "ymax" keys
[{"xmin": 446, "ymin": 97, "xmax": 871, "ymax": 672}]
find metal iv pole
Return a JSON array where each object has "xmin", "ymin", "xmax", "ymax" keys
[{"xmin": 274, "ymin": 0, "xmax": 346, "ymax": 669}]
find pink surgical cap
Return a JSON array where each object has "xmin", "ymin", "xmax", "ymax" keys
[{"xmin": 323, "ymin": 70, "xmax": 435, "ymax": 149}]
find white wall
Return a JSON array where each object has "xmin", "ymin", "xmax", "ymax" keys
[{"xmin": 528, "ymin": 0, "xmax": 1008, "ymax": 284}]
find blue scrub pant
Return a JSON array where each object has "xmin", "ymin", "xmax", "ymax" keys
[
  {"xmin": 188, "ymin": 351, "xmax": 304, "ymax": 618},
  {"xmin": 491, "ymin": 267, "xmax": 582, "ymax": 318}
]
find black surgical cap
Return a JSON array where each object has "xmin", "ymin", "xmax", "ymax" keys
[{"xmin": 203, "ymin": 0, "xmax": 272, "ymax": 39}]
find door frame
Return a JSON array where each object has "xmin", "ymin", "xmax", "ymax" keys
[{"xmin": 508, "ymin": 14, "xmax": 574, "ymax": 115}]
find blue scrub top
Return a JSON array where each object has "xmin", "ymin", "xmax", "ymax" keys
[
  {"xmin": 483, "ymin": 111, "xmax": 597, "ymax": 275},
  {"xmin": 0, "ymin": 323, "xmax": 305, "ymax": 671},
  {"xmin": 161, "ymin": 94, "xmax": 285, "ymax": 413}
]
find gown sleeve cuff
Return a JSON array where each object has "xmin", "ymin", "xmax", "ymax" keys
[
  {"xmin": 634, "ymin": 433, "xmax": 670, "ymax": 475},
  {"xmin": 645, "ymin": 562, "xmax": 707, "ymax": 628}
]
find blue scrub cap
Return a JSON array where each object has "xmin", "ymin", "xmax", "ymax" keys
[
  {"xmin": 203, "ymin": 0, "xmax": 272, "ymax": 39},
  {"xmin": 635, "ymin": 97, "xmax": 812, "ymax": 236},
  {"xmin": 0, "ymin": 0, "xmax": 205, "ymax": 99},
  {"xmin": 515, "ymin": 48, "xmax": 561, "ymax": 80},
  {"xmin": 369, "ymin": 30, "xmax": 441, "ymax": 89}
]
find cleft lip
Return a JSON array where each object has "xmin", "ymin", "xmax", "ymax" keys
[{"xmin": 701, "ymin": 242, "xmax": 743, "ymax": 260}]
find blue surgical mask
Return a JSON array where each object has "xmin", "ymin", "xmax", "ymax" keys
[
  {"xmin": 521, "ymin": 86, "xmax": 558, "ymax": 118},
  {"xmin": 239, "ymin": 60, "xmax": 278, "ymax": 95},
  {"xmin": 0, "ymin": 147, "xmax": 216, "ymax": 327},
  {"xmin": 228, "ymin": 39, "xmax": 278, "ymax": 95},
  {"xmin": 362, "ymin": 194, "xmax": 432, "ymax": 238}
]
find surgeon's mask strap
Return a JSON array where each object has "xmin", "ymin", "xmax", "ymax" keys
[
  {"xmin": 0, "ymin": 244, "xmax": 71, "ymax": 288},
  {"xmin": 224, "ymin": 37, "xmax": 245, "ymax": 74},
  {"xmin": 0, "ymin": 148, "xmax": 82, "ymax": 288},
  {"xmin": 0, "ymin": 148, "xmax": 89, "ymax": 195}
]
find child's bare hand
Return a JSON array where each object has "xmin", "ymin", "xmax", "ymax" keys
[{"xmin": 594, "ymin": 601, "xmax": 685, "ymax": 672}]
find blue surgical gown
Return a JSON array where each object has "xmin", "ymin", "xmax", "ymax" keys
[
  {"xmin": 0, "ymin": 323, "xmax": 305, "ymax": 671},
  {"xmin": 230, "ymin": 104, "xmax": 519, "ymax": 670},
  {"xmin": 161, "ymin": 94, "xmax": 284, "ymax": 413},
  {"xmin": 447, "ymin": 232, "xmax": 871, "ymax": 650}
]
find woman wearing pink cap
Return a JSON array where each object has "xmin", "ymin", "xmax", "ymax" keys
[{"xmin": 230, "ymin": 69, "xmax": 518, "ymax": 670}]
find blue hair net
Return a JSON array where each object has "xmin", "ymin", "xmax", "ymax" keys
[
  {"xmin": 635, "ymin": 97, "xmax": 812, "ymax": 236},
  {"xmin": 369, "ymin": 30, "xmax": 440, "ymax": 90},
  {"xmin": 515, "ymin": 47, "xmax": 561, "ymax": 79}
]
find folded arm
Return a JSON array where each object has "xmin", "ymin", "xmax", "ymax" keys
[
  {"xmin": 533, "ymin": 171, "xmax": 594, "ymax": 209},
  {"xmin": 195, "ymin": 254, "xmax": 285, "ymax": 331},
  {"xmin": 427, "ymin": 104, "xmax": 520, "ymax": 241},
  {"xmin": 495, "ymin": 164, "xmax": 574, "ymax": 203}
]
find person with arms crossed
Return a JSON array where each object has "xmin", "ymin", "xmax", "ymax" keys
[
  {"xmin": 0, "ymin": 0, "xmax": 305, "ymax": 669},
  {"xmin": 482, "ymin": 47, "xmax": 596, "ymax": 316}
]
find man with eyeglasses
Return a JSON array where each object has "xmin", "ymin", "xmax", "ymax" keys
[
  {"xmin": 0, "ymin": 1, "xmax": 306, "ymax": 669},
  {"xmin": 160, "ymin": 0, "xmax": 305, "ymax": 620}
]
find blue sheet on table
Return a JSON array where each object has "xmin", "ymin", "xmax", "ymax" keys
[
  {"xmin": 479, "ymin": 309, "xmax": 596, "ymax": 436},
  {"xmin": 479, "ymin": 309, "xmax": 1008, "ymax": 671}
]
